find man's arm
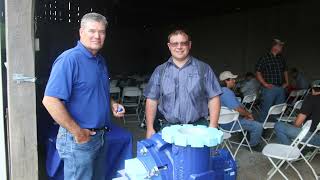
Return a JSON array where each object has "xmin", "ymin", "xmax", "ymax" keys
[
  {"xmin": 294, "ymin": 113, "xmax": 307, "ymax": 128},
  {"xmin": 256, "ymin": 71, "xmax": 273, "ymax": 89},
  {"xmin": 145, "ymin": 98, "xmax": 158, "ymax": 138},
  {"xmin": 208, "ymin": 96, "xmax": 220, "ymax": 128},
  {"xmin": 110, "ymin": 98, "xmax": 125, "ymax": 118},
  {"xmin": 42, "ymin": 96, "xmax": 94, "ymax": 143},
  {"xmin": 234, "ymin": 106, "xmax": 254, "ymax": 120},
  {"xmin": 282, "ymin": 71, "xmax": 289, "ymax": 88}
]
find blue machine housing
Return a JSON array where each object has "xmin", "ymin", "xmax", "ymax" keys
[{"xmin": 116, "ymin": 125, "xmax": 237, "ymax": 180}]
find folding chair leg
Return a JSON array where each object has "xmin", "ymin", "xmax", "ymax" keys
[
  {"xmin": 224, "ymin": 141, "xmax": 235, "ymax": 160},
  {"xmin": 267, "ymin": 131, "xmax": 275, "ymax": 142},
  {"xmin": 227, "ymin": 139, "xmax": 233, "ymax": 148},
  {"xmin": 243, "ymin": 132, "xmax": 253, "ymax": 153},
  {"xmin": 267, "ymin": 159, "xmax": 283, "ymax": 176},
  {"xmin": 300, "ymin": 152, "xmax": 318, "ymax": 180},
  {"xmin": 308, "ymin": 149, "xmax": 319, "ymax": 162},
  {"xmin": 139, "ymin": 114, "xmax": 146, "ymax": 128},
  {"xmin": 234, "ymin": 132, "xmax": 253, "ymax": 158},
  {"xmin": 261, "ymin": 137, "xmax": 268, "ymax": 145},
  {"xmin": 267, "ymin": 158, "xmax": 288, "ymax": 180},
  {"xmin": 286, "ymin": 161, "xmax": 303, "ymax": 180}
]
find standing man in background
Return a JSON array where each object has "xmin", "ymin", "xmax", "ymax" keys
[
  {"xmin": 42, "ymin": 12, "xmax": 125, "ymax": 180},
  {"xmin": 144, "ymin": 29, "xmax": 222, "ymax": 138},
  {"xmin": 255, "ymin": 39, "xmax": 289, "ymax": 122}
]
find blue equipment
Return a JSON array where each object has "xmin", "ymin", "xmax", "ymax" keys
[{"xmin": 114, "ymin": 125, "xmax": 237, "ymax": 180}]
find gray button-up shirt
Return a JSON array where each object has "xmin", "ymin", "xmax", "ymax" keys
[{"xmin": 144, "ymin": 56, "xmax": 222, "ymax": 124}]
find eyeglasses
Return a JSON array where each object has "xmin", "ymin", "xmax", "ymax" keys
[{"xmin": 169, "ymin": 41, "xmax": 190, "ymax": 47}]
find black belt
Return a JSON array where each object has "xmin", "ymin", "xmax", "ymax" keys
[
  {"xmin": 161, "ymin": 117, "xmax": 206, "ymax": 125},
  {"xmin": 87, "ymin": 126, "xmax": 111, "ymax": 132}
]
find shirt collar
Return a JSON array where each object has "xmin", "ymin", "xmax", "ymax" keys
[
  {"xmin": 76, "ymin": 41, "xmax": 96, "ymax": 59},
  {"xmin": 167, "ymin": 56, "xmax": 195, "ymax": 68},
  {"xmin": 269, "ymin": 52, "xmax": 281, "ymax": 57}
]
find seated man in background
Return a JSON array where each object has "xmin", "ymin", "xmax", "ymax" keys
[
  {"xmin": 219, "ymin": 71, "xmax": 263, "ymax": 150},
  {"xmin": 240, "ymin": 72, "xmax": 260, "ymax": 97},
  {"xmin": 274, "ymin": 80, "xmax": 320, "ymax": 146},
  {"xmin": 289, "ymin": 67, "xmax": 309, "ymax": 90}
]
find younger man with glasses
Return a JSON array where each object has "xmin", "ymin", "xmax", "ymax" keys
[{"xmin": 144, "ymin": 29, "xmax": 222, "ymax": 138}]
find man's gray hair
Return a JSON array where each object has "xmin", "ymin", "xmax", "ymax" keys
[{"xmin": 81, "ymin": 12, "xmax": 108, "ymax": 28}]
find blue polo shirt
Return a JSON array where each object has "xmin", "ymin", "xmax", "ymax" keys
[
  {"xmin": 220, "ymin": 87, "xmax": 241, "ymax": 109},
  {"xmin": 45, "ymin": 41, "xmax": 111, "ymax": 129}
]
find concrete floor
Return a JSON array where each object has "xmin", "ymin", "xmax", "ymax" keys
[{"xmin": 113, "ymin": 116, "xmax": 320, "ymax": 180}]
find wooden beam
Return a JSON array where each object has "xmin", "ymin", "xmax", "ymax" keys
[{"xmin": 5, "ymin": 0, "xmax": 38, "ymax": 179}]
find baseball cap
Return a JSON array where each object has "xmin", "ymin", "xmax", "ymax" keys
[
  {"xmin": 312, "ymin": 80, "xmax": 320, "ymax": 88},
  {"xmin": 219, "ymin": 71, "xmax": 238, "ymax": 81},
  {"xmin": 272, "ymin": 38, "xmax": 285, "ymax": 46}
]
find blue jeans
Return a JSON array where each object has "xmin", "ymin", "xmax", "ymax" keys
[
  {"xmin": 257, "ymin": 86, "xmax": 285, "ymax": 123},
  {"xmin": 275, "ymin": 122, "xmax": 320, "ymax": 146},
  {"xmin": 220, "ymin": 118, "xmax": 263, "ymax": 146},
  {"xmin": 56, "ymin": 127, "xmax": 107, "ymax": 180}
]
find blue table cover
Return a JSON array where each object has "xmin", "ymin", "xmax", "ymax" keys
[{"xmin": 46, "ymin": 123, "xmax": 133, "ymax": 179}]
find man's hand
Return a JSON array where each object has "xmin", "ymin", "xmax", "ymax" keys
[
  {"xmin": 146, "ymin": 128, "xmax": 156, "ymax": 138},
  {"xmin": 282, "ymin": 82, "xmax": 289, "ymax": 89},
  {"xmin": 209, "ymin": 123, "xmax": 218, "ymax": 128},
  {"xmin": 246, "ymin": 113, "xmax": 254, "ymax": 120},
  {"xmin": 112, "ymin": 103, "xmax": 125, "ymax": 117},
  {"xmin": 73, "ymin": 128, "xmax": 96, "ymax": 144},
  {"xmin": 264, "ymin": 83, "xmax": 273, "ymax": 89}
]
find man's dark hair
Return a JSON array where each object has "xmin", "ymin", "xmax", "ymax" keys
[
  {"xmin": 220, "ymin": 79, "xmax": 229, "ymax": 87},
  {"xmin": 167, "ymin": 29, "xmax": 191, "ymax": 42}
]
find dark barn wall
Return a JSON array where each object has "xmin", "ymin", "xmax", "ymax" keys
[
  {"xmin": 36, "ymin": 1, "xmax": 320, "ymax": 139},
  {"xmin": 36, "ymin": 1, "xmax": 320, "ymax": 80},
  {"xmin": 186, "ymin": 1, "xmax": 320, "ymax": 79}
]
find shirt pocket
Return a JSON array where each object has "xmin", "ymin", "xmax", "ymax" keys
[
  {"xmin": 160, "ymin": 76, "xmax": 175, "ymax": 113},
  {"xmin": 186, "ymin": 73, "xmax": 205, "ymax": 116},
  {"xmin": 187, "ymin": 73, "xmax": 202, "ymax": 97}
]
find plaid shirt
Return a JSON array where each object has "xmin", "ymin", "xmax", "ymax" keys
[{"xmin": 255, "ymin": 52, "xmax": 287, "ymax": 85}]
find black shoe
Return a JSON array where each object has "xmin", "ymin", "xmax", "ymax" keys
[{"xmin": 251, "ymin": 144, "xmax": 265, "ymax": 152}]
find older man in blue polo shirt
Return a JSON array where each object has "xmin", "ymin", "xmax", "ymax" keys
[
  {"xmin": 42, "ymin": 13, "xmax": 125, "ymax": 180},
  {"xmin": 144, "ymin": 29, "xmax": 222, "ymax": 138}
]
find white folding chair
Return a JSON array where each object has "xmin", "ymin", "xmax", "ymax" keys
[
  {"xmin": 261, "ymin": 103, "xmax": 287, "ymax": 144},
  {"xmin": 122, "ymin": 87, "xmax": 142, "ymax": 124},
  {"xmin": 138, "ymin": 83, "xmax": 147, "ymax": 128},
  {"xmin": 286, "ymin": 89, "xmax": 307, "ymax": 107},
  {"xmin": 140, "ymin": 83, "xmax": 147, "ymax": 91},
  {"xmin": 262, "ymin": 120, "xmax": 318, "ymax": 180},
  {"xmin": 299, "ymin": 122, "xmax": 320, "ymax": 164},
  {"xmin": 110, "ymin": 86, "xmax": 121, "ymax": 102},
  {"xmin": 110, "ymin": 79, "xmax": 118, "ymax": 87},
  {"xmin": 241, "ymin": 94, "xmax": 257, "ymax": 112},
  {"xmin": 301, "ymin": 88, "xmax": 311, "ymax": 100},
  {"xmin": 218, "ymin": 107, "xmax": 252, "ymax": 159},
  {"xmin": 277, "ymin": 100, "xmax": 303, "ymax": 123}
]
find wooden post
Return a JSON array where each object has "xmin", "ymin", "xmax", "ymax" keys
[{"xmin": 5, "ymin": 0, "xmax": 38, "ymax": 179}]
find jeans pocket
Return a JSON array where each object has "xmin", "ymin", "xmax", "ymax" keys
[
  {"xmin": 56, "ymin": 127, "xmax": 68, "ymax": 155},
  {"xmin": 73, "ymin": 134, "xmax": 101, "ymax": 151}
]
